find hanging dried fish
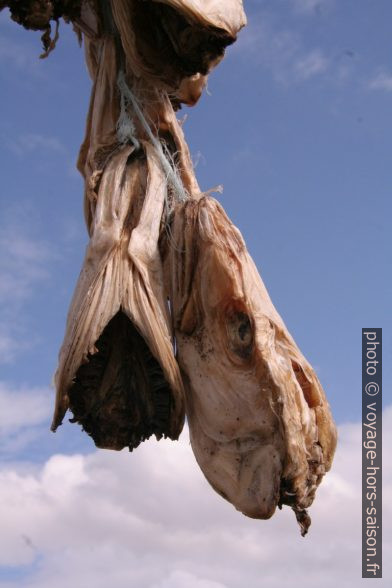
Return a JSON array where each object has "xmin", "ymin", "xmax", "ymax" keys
[
  {"xmin": 50, "ymin": 0, "xmax": 247, "ymax": 451},
  {"xmin": 162, "ymin": 197, "xmax": 337, "ymax": 535},
  {"xmin": 52, "ymin": 143, "xmax": 187, "ymax": 450},
  {"xmin": 3, "ymin": 0, "xmax": 337, "ymax": 534}
]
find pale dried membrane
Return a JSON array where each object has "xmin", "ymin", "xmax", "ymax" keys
[
  {"xmin": 41, "ymin": 0, "xmax": 338, "ymax": 534},
  {"xmin": 111, "ymin": 0, "xmax": 246, "ymax": 101},
  {"xmin": 163, "ymin": 197, "xmax": 337, "ymax": 535},
  {"xmin": 51, "ymin": 0, "xmax": 246, "ymax": 449},
  {"xmin": 52, "ymin": 142, "xmax": 185, "ymax": 450}
]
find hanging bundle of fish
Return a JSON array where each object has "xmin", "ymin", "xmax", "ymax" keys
[{"xmin": 3, "ymin": 0, "xmax": 337, "ymax": 534}]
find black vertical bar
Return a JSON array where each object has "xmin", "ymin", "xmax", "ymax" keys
[{"xmin": 362, "ymin": 328, "xmax": 382, "ymax": 578}]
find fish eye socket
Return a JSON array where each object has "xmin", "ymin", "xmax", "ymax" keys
[{"xmin": 225, "ymin": 306, "xmax": 254, "ymax": 360}]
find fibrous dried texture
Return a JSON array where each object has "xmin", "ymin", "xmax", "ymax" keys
[
  {"xmin": 52, "ymin": 142, "xmax": 186, "ymax": 449},
  {"xmin": 163, "ymin": 197, "xmax": 337, "ymax": 535},
  {"xmin": 0, "ymin": 0, "xmax": 82, "ymax": 56},
  {"xmin": 4, "ymin": 0, "xmax": 336, "ymax": 533},
  {"xmin": 52, "ymin": 0, "xmax": 246, "ymax": 451},
  {"xmin": 0, "ymin": 0, "xmax": 81, "ymax": 27},
  {"xmin": 68, "ymin": 310, "xmax": 174, "ymax": 450},
  {"xmin": 111, "ymin": 0, "xmax": 246, "ymax": 100}
]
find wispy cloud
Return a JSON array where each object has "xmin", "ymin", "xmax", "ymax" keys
[
  {"xmin": 0, "ymin": 382, "xmax": 52, "ymax": 435},
  {"xmin": 290, "ymin": 0, "xmax": 333, "ymax": 15},
  {"xmin": 0, "ymin": 33, "xmax": 44, "ymax": 75},
  {"xmin": 0, "ymin": 408, "xmax": 390, "ymax": 585},
  {"xmin": 0, "ymin": 331, "xmax": 19, "ymax": 364},
  {"xmin": 235, "ymin": 18, "xmax": 330, "ymax": 85},
  {"xmin": 5, "ymin": 133, "xmax": 65, "ymax": 157},
  {"xmin": 0, "ymin": 381, "xmax": 53, "ymax": 456},
  {"xmin": 0, "ymin": 221, "xmax": 53, "ymax": 305},
  {"xmin": 0, "ymin": 8, "xmax": 47, "ymax": 82},
  {"xmin": 368, "ymin": 71, "xmax": 392, "ymax": 92},
  {"xmin": 293, "ymin": 49, "xmax": 329, "ymax": 80},
  {"xmin": 152, "ymin": 572, "xmax": 227, "ymax": 588},
  {"xmin": 0, "ymin": 205, "xmax": 56, "ymax": 362}
]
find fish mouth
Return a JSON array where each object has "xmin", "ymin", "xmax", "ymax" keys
[
  {"xmin": 200, "ymin": 440, "xmax": 284, "ymax": 520},
  {"xmin": 237, "ymin": 454, "xmax": 282, "ymax": 520}
]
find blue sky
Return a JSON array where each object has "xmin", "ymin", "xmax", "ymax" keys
[{"xmin": 0, "ymin": 1, "xmax": 391, "ymax": 586}]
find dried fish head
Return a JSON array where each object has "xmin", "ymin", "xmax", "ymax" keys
[{"xmin": 164, "ymin": 196, "xmax": 337, "ymax": 534}]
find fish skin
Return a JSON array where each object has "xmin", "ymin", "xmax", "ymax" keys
[
  {"xmin": 52, "ymin": 143, "xmax": 185, "ymax": 447},
  {"xmin": 163, "ymin": 196, "xmax": 337, "ymax": 534}
]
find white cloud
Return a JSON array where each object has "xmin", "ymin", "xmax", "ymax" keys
[
  {"xmin": 0, "ymin": 217, "xmax": 53, "ymax": 305},
  {"xmin": 0, "ymin": 381, "xmax": 53, "ymax": 455},
  {"xmin": 234, "ymin": 17, "xmax": 329, "ymax": 85},
  {"xmin": 293, "ymin": 49, "xmax": 329, "ymax": 80},
  {"xmin": 0, "ymin": 408, "xmax": 390, "ymax": 587},
  {"xmin": 368, "ymin": 71, "xmax": 392, "ymax": 92},
  {"xmin": 152, "ymin": 571, "xmax": 228, "ymax": 588},
  {"xmin": 0, "ymin": 207, "xmax": 56, "ymax": 363},
  {"xmin": 0, "ymin": 381, "xmax": 52, "ymax": 435},
  {"xmin": 6, "ymin": 133, "xmax": 65, "ymax": 157}
]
